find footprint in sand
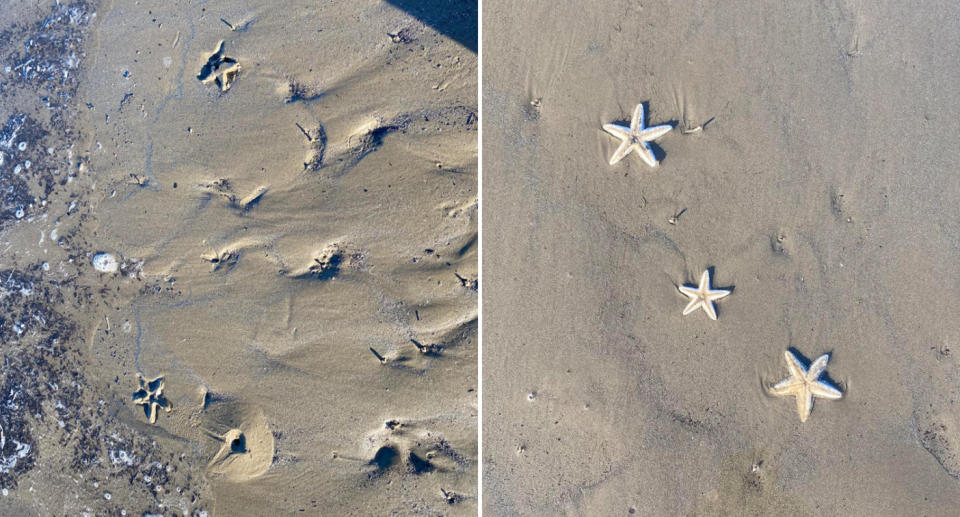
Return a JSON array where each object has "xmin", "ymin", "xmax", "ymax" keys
[
  {"xmin": 917, "ymin": 413, "xmax": 960, "ymax": 479},
  {"xmin": 912, "ymin": 344, "xmax": 960, "ymax": 479}
]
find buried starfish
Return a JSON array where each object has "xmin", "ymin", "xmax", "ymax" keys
[
  {"xmin": 602, "ymin": 103, "xmax": 673, "ymax": 167},
  {"xmin": 196, "ymin": 40, "xmax": 241, "ymax": 92},
  {"xmin": 768, "ymin": 350, "xmax": 843, "ymax": 422},
  {"xmin": 132, "ymin": 373, "xmax": 172, "ymax": 424}
]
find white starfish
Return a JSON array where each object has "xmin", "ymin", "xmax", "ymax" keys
[
  {"xmin": 602, "ymin": 103, "xmax": 673, "ymax": 167},
  {"xmin": 769, "ymin": 350, "xmax": 843, "ymax": 422},
  {"xmin": 678, "ymin": 269, "xmax": 731, "ymax": 321}
]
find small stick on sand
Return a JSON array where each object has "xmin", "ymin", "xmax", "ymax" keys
[
  {"xmin": 369, "ymin": 347, "xmax": 386, "ymax": 364},
  {"xmin": 668, "ymin": 208, "xmax": 687, "ymax": 225},
  {"xmin": 220, "ymin": 18, "xmax": 236, "ymax": 31},
  {"xmin": 295, "ymin": 122, "xmax": 314, "ymax": 142},
  {"xmin": 410, "ymin": 339, "xmax": 426, "ymax": 353},
  {"xmin": 440, "ymin": 488, "xmax": 460, "ymax": 504}
]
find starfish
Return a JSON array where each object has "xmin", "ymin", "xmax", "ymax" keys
[
  {"xmin": 197, "ymin": 40, "xmax": 241, "ymax": 92},
  {"xmin": 678, "ymin": 269, "xmax": 731, "ymax": 321},
  {"xmin": 132, "ymin": 373, "xmax": 171, "ymax": 424},
  {"xmin": 769, "ymin": 350, "xmax": 842, "ymax": 422},
  {"xmin": 602, "ymin": 103, "xmax": 673, "ymax": 166}
]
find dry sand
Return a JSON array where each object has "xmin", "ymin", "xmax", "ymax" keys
[
  {"xmin": 483, "ymin": 1, "xmax": 960, "ymax": 515},
  {"xmin": 1, "ymin": 0, "xmax": 476, "ymax": 515}
]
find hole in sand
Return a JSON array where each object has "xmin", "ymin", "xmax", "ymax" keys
[
  {"xmin": 371, "ymin": 445, "xmax": 400, "ymax": 469},
  {"xmin": 407, "ymin": 451, "xmax": 434, "ymax": 474},
  {"xmin": 202, "ymin": 403, "xmax": 274, "ymax": 481},
  {"xmin": 230, "ymin": 433, "xmax": 247, "ymax": 453}
]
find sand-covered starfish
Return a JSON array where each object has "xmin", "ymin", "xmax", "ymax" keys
[
  {"xmin": 602, "ymin": 103, "xmax": 673, "ymax": 166},
  {"xmin": 769, "ymin": 350, "xmax": 842, "ymax": 422},
  {"xmin": 132, "ymin": 373, "xmax": 171, "ymax": 424},
  {"xmin": 678, "ymin": 269, "xmax": 731, "ymax": 321}
]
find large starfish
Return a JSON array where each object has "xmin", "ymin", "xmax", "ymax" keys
[
  {"xmin": 132, "ymin": 373, "xmax": 171, "ymax": 424},
  {"xmin": 678, "ymin": 269, "xmax": 731, "ymax": 321},
  {"xmin": 602, "ymin": 103, "xmax": 673, "ymax": 166},
  {"xmin": 769, "ymin": 350, "xmax": 842, "ymax": 422}
]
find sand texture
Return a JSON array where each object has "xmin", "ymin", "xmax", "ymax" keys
[
  {"xmin": 483, "ymin": 1, "xmax": 960, "ymax": 515},
  {"xmin": 1, "ymin": 0, "xmax": 477, "ymax": 515}
]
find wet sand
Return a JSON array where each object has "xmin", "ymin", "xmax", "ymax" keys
[
  {"xmin": 483, "ymin": 1, "xmax": 960, "ymax": 515},
  {"xmin": 1, "ymin": 0, "xmax": 476, "ymax": 515}
]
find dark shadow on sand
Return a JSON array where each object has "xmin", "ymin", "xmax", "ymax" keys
[{"xmin": 385, "ymin": 0, "xmax": 478, "ymax": 53}]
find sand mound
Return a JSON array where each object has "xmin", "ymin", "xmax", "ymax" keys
[
  {"xmin": 359, "ymin": 417, "xmax": 468, "ymax": 477},
  {"xmin": 200, "ymin": 401, "xmax": 274, "ymax": 482}
]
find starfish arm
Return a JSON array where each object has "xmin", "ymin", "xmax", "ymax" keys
[
  {"xmin": 703, "ymin": 300, "xmax": 719, "ymax": 320},
  {"xmin": 681, "ymin": 298, "xmax": 702, "ymax": 316},
  {"xmin": 807, "ymin": 354, "xmax": 831, "ymax": 380},
  {"xmin": 608, "ymin": 141, "xmax": 633, "ymax": 165},
  {"xmin": 642, "ymin": 123, "xmax": 673, "ymax": 142},
  {"xmin": 602, "ymin": 123, "xmax": 630, "ymax": 139},
  {"xmin": 810, "ymin": 380, "xmax": 843, "ymax": 400},
  {"xmin": 678, "ymin": 284, "xmax": 698, "ymax": 297},
  {"xmin": 706, "ymin": 288, "xmax": 731, "ymax": 301},
  {"xmin": 699, "ymin": 270, "xmax": 711, "ymax": 290},
  {"xmin": 637, "ymin": 142, "xmax": 658, "ymax": 167},
  {"xmin": 796, "ymin": 388, "xmax": 813, "ymax": 422},
  {"xmin": 783, "ymin": 350, "xmax": 806, "ymax": 379},
  {"xmin": 631, "ymin": 104, "xmax": 645, "ymax": 132},
  {"xmin": 769, "ymin": 378, "xmax": 802, "ymax": 396}
]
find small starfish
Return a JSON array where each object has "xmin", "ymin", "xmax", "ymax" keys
[
  {"xmin": 769, "ymin": 350, "xmax": 842, "ymax": 422},
  {"xmin": 678, "ymin": 269, "xmax": 731, "ymax": 321},
  {"xmin": 132, "ymin": 373, "xmax": 171, "ymax": 424},
  {"xmin": 602, "ymin": 103, "xmax": 673, "ymax": 166}
]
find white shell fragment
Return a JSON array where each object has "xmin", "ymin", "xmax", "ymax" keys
[{"xmin": 92, "ymin": 252, "xmax": 119, "ymax": 273}]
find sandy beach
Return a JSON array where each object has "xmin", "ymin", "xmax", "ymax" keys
[
  {"xmin": 1, "ymin": 0, "xmax": 476, "ymax": 515},
  {"xmin": 483, "ymin": 1, "xmax": 960, "ymax": 515},
  {"xmin": 5, "ymin": 0, "xmax": 960, "ymax": 515}
]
